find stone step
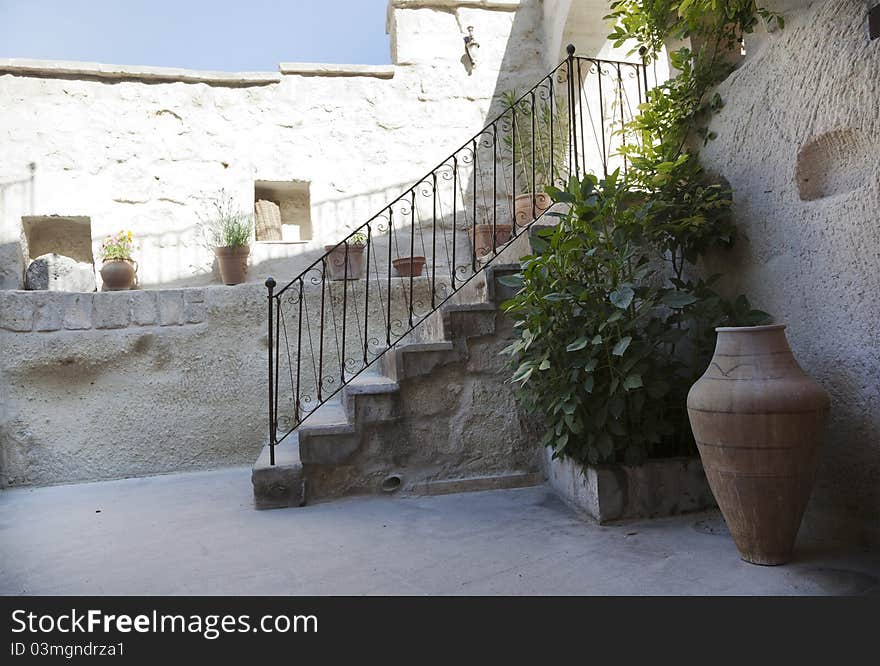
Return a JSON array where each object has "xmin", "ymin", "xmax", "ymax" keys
[
  {"xmin": 344, "ymin": 372, "xmax": 399, "ymax": 395},
  {"xmin": 342, "ymin": 372, "xmax": 401, "ymax": 423},
  {"xmin": 251, "ymin": 209, "xmax": 553, "ymax": 507},
  {"xmin": 252, "ymin": 436, "xmax": 305, "ymax": 510},
  {"xmin": 297, "ymin": 401, "xmax": 354, "ymax": 436},
  {"xmin": 297, "ymin": 401, "xmax": 359, "ymax": 466}
]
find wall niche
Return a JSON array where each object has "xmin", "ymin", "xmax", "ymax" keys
[
  {"xmin": 796, "ymin": 129, "xmax": 874, "ymax": 202},
  {"xmin": 22, "ymin": 215, "xmax": 93, "ymax": 264},
  {"xmin": 253, "ymin": 181, "xmax": 311, "ymax": 242}
]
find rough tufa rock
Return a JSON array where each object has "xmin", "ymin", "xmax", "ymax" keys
[{"xmin": 25, "ymin": 253, "xmax": 95, "ymax": 292}]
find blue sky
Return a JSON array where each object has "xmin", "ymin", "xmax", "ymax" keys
[{"xmin": 0, "ymin": 0, "xmax": 391, "ymax": 70}]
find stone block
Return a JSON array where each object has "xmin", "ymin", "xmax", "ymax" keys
[
  {"xmin": 0, "ymin": 241, "xmax": 25, "ymax": 289},
  {"xmin": 25, "ymin": 253, "xmax": 96, "ymax": 292},
  {"xmin": 299, "ymin": 431, "xmax": 359, "ymax": 465},
  {"xmin": 93, "ymin": 292, "xmax": 131, "ymax": 329},
  {"xmin": 63, "ymin": 293, "xmax": 93, "ymax": 330},
  {"xmin": 158, "ymin": 290, "xmax": 184, "ymax": 326},
  {"xmin": 544, "ymin": 449, "xmax": 716, "ymax": 524},
  {"xmin": 0, "ymin": 291, "xmax": 33, "ymax": 331},
  {"xmin": 252, "ymin": 440, "xmax": 305, "ymax": 510},
  {"xmin": 130, "ymin": 290, "xmax": 158, "ymax": 326},
  {"xmin": 33, "ymin": 292, "xmax": 64, "ymax": 331},
  {"xmin": 184, "ymin": 288, "xmax": 207, "ymax": 324}
]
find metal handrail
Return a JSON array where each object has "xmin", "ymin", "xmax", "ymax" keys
[{"xmin": 264, "ymin": 47, "xmax": 651, "ymax": 464}]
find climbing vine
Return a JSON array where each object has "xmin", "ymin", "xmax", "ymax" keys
[{"xmin": 501, "ymin": 2, "xmax": 780, "ymax": 467}]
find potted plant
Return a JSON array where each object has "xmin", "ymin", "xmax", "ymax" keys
[
  {"xmin": 392, "ymin": 255, "xmax": 426, "ymax": 277},
  {"xmin": 203, "ymin": 191, "xmax": 253, "ymax": 285},
  {"xmin": 499, "ymin": 88, "xmax": 569, "ymax": 229},
  {"xmin": 99, "ymin": 230, "xmax": 137, "ymax": 290},
  {"xmin": 325, "ymin": 232, "xmax": 366, "ymax": 280},
  {"xmin": 468, "ymin": 216, "xmax": 513, "ymax": 260}
]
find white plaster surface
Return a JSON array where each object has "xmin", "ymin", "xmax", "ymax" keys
[
  {"xmin": 0, "ymin": 1, "xmax": 547, "ymax": 288},
  {"xmin": 700, "ymin": 0, "xmax": 880, "ymax": 545}
]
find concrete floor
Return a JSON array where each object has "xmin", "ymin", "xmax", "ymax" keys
[{"xmin": 1, "ymin": 467, "xmax": 878, "ymax": 595}]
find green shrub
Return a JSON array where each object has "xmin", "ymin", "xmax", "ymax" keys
[
  {"xmin": 501, "ymin": 173, "xmax": 767, "ymax": 466},
  {"xmin": 501, "ymin": 1, "xmax": 780, "ymax": 468}
]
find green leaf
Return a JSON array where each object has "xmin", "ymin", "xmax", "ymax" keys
[
  {"xmin": 610, "ymin": 287, "xmax": 636, "ymax": 310},
  {"xmin": 608, "ymin": 419, "xmax": 627, "ymax": 436},
  {"xmin": 623, "ymin": 373, "xmax": 643, "ymax": 390},
  {"xmin": 538, "ymin": 359, "xmax": 551, "ymax": 370},
  {"xmin": 609, "ymin": 396, "xmax": 625, "ymax": 419},
  {"xmin": 662, "ymin": 291, "xmax": 698, "ymax": 308},
  {"xmin": 609, "ymin": 377, "xmax": 619, "ymax": 394},
  {"xmin": 597, "ymin": 433, "xmax": 614, "ymax": 458},
  {"xmin": 647, "ymin": 381, "xmax": 670, "ymax": 399},
  {"xmin": 566, "ymin": 337, "xmax": 589, "ymax": 352},
  {"xmin": 511, "ymin": 364, "xmax": 534, "ymax": 383},
  {"xmin": 497, "ymin": 274, "xmax": 523, "ymax": 288},
  {"xmin": 612, "ymin": 336, "xmax": 632, "ymax": 356},
  {"xmin": 591, "ymin": 334, "xmax": 603, "ymax": 346},
  {"xmin": 583, "ymin": 375, "xmax": 595, "ymax": 393}
]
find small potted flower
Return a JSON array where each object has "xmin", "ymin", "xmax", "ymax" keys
[
  {"xmin": 203, "ymin": 191, "xmax": 253, "ymax": 285},
  {"xmin": 499, "ymin": 88, "xmax": 569, "ymax": 229},
  {"xmin": 99, "ymin": 230, "xmax": 137, "ymax": 290},
  {"xmin": 325, "ymin": 231, "xmax": 366, "ymax": 280}
]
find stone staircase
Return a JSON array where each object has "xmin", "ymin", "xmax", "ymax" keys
[{"xmin": 252, "ymin": 225, "xmax": 553, "ymax": 509}]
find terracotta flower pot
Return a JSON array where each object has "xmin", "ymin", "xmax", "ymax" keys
[
  {"xmin": 514, "ymin": 192, "xmax": 553, "ymax": 228},
  {"xmin": 324, "ymin": 244, "xmax": 365, "ymax": 280},
  {"xmin": 687, "ymin": 324, "xmax": 830, "ymax": 565},
  {"xmin": 468, "ymin": 224, "xmax": 512, "ymax": 258},
  {"xmin": 100, "ymin": 259, "xmax": 136, "ymax": 290},
  {"xmin": 392, "ymin": 256, "xmax": 426, "ymax": 277},
  {"xmin": 215, "ymin": 245, "xmax": 250, "ymax": 285}
]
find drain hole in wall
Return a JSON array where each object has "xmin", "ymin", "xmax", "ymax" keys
[{"xmin": 381, "ymin": 474, "xmax": 402, "ymax": 493}]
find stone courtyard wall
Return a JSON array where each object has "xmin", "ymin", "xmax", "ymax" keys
[
  {"xmin": 0, "ymin": 0, "xmax": 547, "ymax": 289},
  {"xmin": 700, "ymin": 0, "xmax": 880, "ymax": 545},
  {"xmin": 0, "ymin": 277, "xmax": 442, "ymax": 487}
]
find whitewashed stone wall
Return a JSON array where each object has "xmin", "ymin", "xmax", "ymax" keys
[
  {"xmin": 700, "ymin": 0, "xmax": 880, "ymax": 545},
  {"xmin": 0, "ymin": 277, "xmax": 444, "ymax": 487},
  {"xmin": 0, "ymin": 0, "xmax": 547, "ymax": 289},
  {"xmin": 0, "ymin": 0, "xmax": 552, "ymax": 486}
]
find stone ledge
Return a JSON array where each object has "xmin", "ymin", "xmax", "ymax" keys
[
  {"xmin": 389, "ymin": 0, "xmax": 522, "ymax": 10},
  {"xmin": 0, "ymin": 288, "xmax": 209, "ymax": 332},
  {"xmin": 278, "ymin": 62, "xmax": 396, "ymax": 79},
  {"xmin": 544, "ymin": 449, "xmax": 716, "ymax": 524},
  {"xmin": 407, "ymin": 471, "xmax": 542, "ymax": 496},
  {"xmin": 0, "ymin": 58, "xmax": 281, "ymax": 86}
]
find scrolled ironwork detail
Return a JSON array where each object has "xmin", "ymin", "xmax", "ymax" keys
[{"xmin": 263, "ymin": 51, "xmax": 650, "ymax": 463}]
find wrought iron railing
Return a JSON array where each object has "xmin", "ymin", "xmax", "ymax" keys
[{"xmin": 264, "ymin": 46, "xmax": 654, "ymax": 464}]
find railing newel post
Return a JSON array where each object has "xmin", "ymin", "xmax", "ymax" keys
[
  {"xmin": 266, "ymin": 276, "xmax": 277, "ymax": 466},
  {"xmin": 565, "ymin": 44, "xmax": 578, "ymax": 180}
]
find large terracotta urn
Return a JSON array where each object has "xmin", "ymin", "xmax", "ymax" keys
[{"xmin": 687, "ymin": 324, "xmax": 830, "ymax": 565}]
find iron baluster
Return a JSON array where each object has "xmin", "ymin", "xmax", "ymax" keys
[{"xmin": 295, "ymin": 279, "xmax": 303, "ymax": 424}]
